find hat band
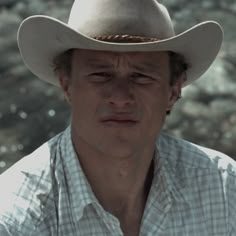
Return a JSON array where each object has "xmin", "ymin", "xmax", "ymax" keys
[{"xmin": 93, "ymin": 35, "xmax": 160, "ymax": 43}]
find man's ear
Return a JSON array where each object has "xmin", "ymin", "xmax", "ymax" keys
[
  {"xmin": 166, "ymin": 73, "xmax": 185, "ymax": 113},
  {"xmin": 58, "ymin": 74, "xmax": 72, "ymax": 105}
]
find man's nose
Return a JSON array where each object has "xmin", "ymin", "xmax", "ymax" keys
[{"xmin": 106, "ymin": 79, "xmax": 135, "ymax": 107}]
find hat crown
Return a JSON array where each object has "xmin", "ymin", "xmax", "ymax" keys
[{"xmin": 68, "ymin": 0, "xmax": 175, "ymax": 39}]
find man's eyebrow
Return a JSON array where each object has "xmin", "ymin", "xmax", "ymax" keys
[
  {"xmin": 86, "ymin": 59, "xmax": 161, "ymax": 72},
  {"xmin": 86, "ymin": 59, "xmax": 113, "ymax": 69},
  {"xmin": 131, "ymin": 63, "xmax": 160, "ymax": 72}
]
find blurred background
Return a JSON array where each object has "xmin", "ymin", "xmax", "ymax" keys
[{"xmin": 0, "ymin": 0, "xmax": 236, "ymax": 174}]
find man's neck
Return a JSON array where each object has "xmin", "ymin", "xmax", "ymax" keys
[
  {"xmin": 77, "ymin": 145, "xmax": 154, "ymax": 211},
  {"xmin": 71, "ymin": 132, "xmax": 155, "ymax": 234}
]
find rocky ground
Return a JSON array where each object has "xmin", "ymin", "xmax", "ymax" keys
[{"xmin": 0, "ymin": 0, "xmax": 236, "ymax": 173}]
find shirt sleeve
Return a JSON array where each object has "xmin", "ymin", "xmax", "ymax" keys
[
  {"xmin": 227, "ymin": 172, "xmax": 236, "ymax": 235},
  {"xmin": 0, "ymin": 221, "xmax": 12, "ymax": 236}
]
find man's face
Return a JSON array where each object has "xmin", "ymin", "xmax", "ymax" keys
[{"xmin": 60, "ymin": 49, "xmax": 183, "ymax": 158}]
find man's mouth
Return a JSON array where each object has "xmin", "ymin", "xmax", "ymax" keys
[{"xmin": 101, "ymin": 115, "xmax": 139, "ymax": 126}]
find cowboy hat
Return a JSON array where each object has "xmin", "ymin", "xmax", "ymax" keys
[{"xmin": 17, "ymin": 0, "xmax": 223, "ymax": 87}]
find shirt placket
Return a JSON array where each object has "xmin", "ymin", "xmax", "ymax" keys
[
  {"xmin": 93, "ymin": 202, "xmax": 124, "ymax": 236},
  {"xmin": 104, "ymin": 214, "xmax": 123, "ymax": 236},
  {"xmin": 140, "ymin": 181, "xmax": 173, "ymax": 236}
]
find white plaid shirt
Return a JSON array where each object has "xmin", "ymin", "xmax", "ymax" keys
[{"xmin": 0, "ymin": 126, "xmax": 236, "ymax": 235}]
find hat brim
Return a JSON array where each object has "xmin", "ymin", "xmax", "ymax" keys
[{"xmin": 17, "ymin": 16, "xmax": 223, "ymax": 87}]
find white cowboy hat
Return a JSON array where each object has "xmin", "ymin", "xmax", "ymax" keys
[{"xmin": 17, "ymin": 0, "xmax": 223, "ymax": 87}]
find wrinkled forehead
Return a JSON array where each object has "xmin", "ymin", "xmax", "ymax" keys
[{"xmin": 72, "ymin": 49, "xmax": 170, "ymax": 71}]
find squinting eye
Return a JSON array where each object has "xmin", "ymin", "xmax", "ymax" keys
[
  {"xmin": 89, "ymin": 72, "xmax": 112, "ymax": 82},
  {"xmin": 93, "ymin": 72, "xmax": 111, "ymax": 77},
  {"xmin": 131, "ymin": 73, "xmax": 154, "ymax": 84}
]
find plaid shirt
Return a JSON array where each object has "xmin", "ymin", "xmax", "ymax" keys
[{"xmin": 0, "ymin": 126, "xmax": 235, "ymax": 235}]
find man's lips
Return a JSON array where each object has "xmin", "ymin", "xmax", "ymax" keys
[{"xmin": 100, "ymin": 115, "xmax": 139, "ymax": 124}]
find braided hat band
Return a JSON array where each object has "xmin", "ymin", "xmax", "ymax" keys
[{"xmin": 93, "ymin": 35, "xmax": 160, "ymax": 43}]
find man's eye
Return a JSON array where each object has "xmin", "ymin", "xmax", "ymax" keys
[
  {"xmin": 131, "ymin": 73, "xmax": 154, "ymax": 84},
  {"xmin": 93, "ymin": 72, "xmax": 111, "ymax": 77},
  {"xmin": 89, "ymin": 72, "xmax": 111, "ymax": 82}
]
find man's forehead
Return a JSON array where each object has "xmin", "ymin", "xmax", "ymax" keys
[{"xmin": 72, "ymin": 49, "xmax": 169, "ymax": 68}]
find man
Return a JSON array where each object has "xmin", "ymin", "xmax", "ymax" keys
[{"xmin": 0, "ymin": 0, "xmax": 235, "ymax": 235}]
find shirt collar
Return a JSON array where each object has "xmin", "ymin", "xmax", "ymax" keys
[
  {"xmin": 59, "ymin": 126, "xmax": 99, "ymax": 221},
  {"xmin": 154, "ymin": 132, "xmax": 189, "ymax": 206},
  {"xmin": 59, "ymin": 128, "xmax": 189, "ymax": 222}
]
